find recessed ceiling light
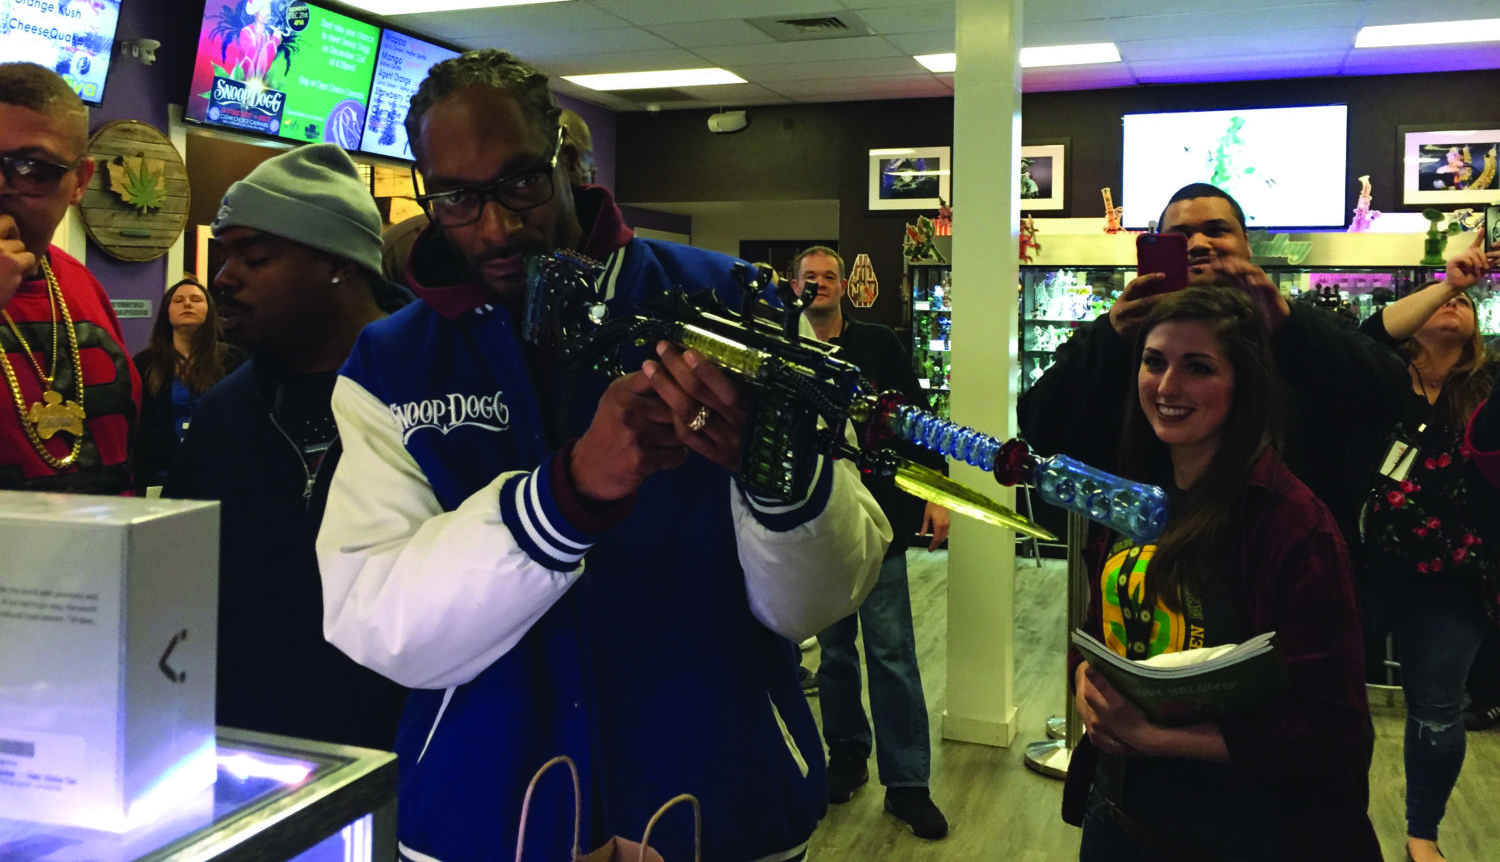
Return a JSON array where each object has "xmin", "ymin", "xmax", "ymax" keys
[
  {"xmin": 914, "ymin": 53, "xmax": 955, "ymax": 73},
  {"xmin": 915, "ymin": 43, "xmax": 1122, "ymax": 72},
  {"xmin": 1355, "ymin": 19, "xmax": 1500, "ymax": 48},
  {"xmin": 562, "ymin": 68, "xmax": 746, "ymax": 91},
  {"xmin": 346, "ymin": 0, "xmax": 570, "ymax": 13},
  {"xmin": 1019, "ymin": 43, "xmax": 1121, "ymax": 68}
]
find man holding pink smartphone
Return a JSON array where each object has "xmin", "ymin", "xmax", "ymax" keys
[{"xmin": 1018, "ymin": 182, "xmax": 1406, "ymax": 553}]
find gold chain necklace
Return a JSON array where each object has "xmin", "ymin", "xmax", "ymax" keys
[{"xmin": 1, "ymin": 258, "xmax": 86, "ymax": 468}]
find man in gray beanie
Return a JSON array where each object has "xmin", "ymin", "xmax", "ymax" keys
[{"xmin": 163, "ymin": 142, "xmax": 412, "ymax": 750}]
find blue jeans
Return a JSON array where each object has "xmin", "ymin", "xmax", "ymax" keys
[
  {"xmin": 816, "ymin": 552, "xmax": 930, "ymax": 787},
  {"xmin": 1363, "ymin": 572, "xmax": 1489, "ymax": 841}
]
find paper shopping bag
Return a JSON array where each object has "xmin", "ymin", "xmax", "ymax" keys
[{"xmin": 515, "ymin": 756, "xmax": 701, "ymax": 862}]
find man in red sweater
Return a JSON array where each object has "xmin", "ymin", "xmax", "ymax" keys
[{"xmin": 0, "ymin": 62, "xmax": 139, "ymax": 493}]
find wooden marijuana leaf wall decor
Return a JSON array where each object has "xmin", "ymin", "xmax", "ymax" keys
[
  {"xmin": 80, "ymin": 120, "xmax": 190, "ymax": 262},
  {"xmin": 107, "ymin": 154, "xmax": 168, "ymax": 214}
]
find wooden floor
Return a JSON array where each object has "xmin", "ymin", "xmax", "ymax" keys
[{"xmin": 801, "ymin": 551, "xmax": 1500, "ymax": 861}]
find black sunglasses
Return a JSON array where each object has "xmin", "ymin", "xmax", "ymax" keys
[
  {"xmin": 1, "ymin": 154, "xmax": 84, "ymax": 196},
  {"xmin": 412, "ymin": 127, "xmax": 563, "ymax": 228}
]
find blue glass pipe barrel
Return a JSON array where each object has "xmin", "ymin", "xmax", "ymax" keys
[
  {"xmin": 1031, "ymin": 454, "xmax": 1168, "ymax": 546},
  {"xmin": 886, "ymin": 405, "xmax": 1168, "ymax": 544}
]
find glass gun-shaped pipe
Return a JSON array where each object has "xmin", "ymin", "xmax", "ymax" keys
[
  {"xmin": 874, "ymin": 402, "xmax": 1169, "ymax": 545},
  {"xmin": 523, "ymin": 250, "xmax": 1153, "ymax": 543}
]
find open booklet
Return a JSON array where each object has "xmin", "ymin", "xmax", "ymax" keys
[{"xmin": 1071, "ymin": 629, "xmax": 1290, "ymax": 727}]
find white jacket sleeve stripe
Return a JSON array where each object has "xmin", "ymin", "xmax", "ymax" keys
[
  {"xmin": 318, "ymin": 377, "xmax": 584, "ymax": 690},
  {"xmin": 527, "ymin": 468, "xmax": 591, "ymax": 551},
  {"xmin": 507, "ymin": 473, "xmax": 590, "ymax": 566}
]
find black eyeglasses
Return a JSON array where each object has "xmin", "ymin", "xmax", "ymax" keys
[
  {"xmin": 0, "ymin": 154, "xmax": 84, "ymax": 196},
  {"xmin": 413, "ymin": 127, "xmax": 562, "ymax": 228}
]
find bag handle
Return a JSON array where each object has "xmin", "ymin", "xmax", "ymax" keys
[
  {"xmin": 514, "ymin": 755, "xmax": 583, "ymax": 862},
  {"xmin": 638, "ymin": 793, "xmax": 702, "ymax": 862}
]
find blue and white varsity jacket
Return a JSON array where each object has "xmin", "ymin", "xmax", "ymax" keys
[{"xmin": 316, "ymin": 190, "xmax": 889, "ymax": 862}]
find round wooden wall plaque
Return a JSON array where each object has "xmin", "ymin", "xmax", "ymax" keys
[{"xmin": 80, "ymin": 120, "xmax": 190, "ymax": 262}]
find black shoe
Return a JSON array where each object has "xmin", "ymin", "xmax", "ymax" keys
[
  {"xmin": 885, "ymin": 787, "xmax": 948, "ymax": 839},
  {"xmin": 799, "ymin": 666, "xmax": 818, "ymax": 694},
  {"xmin": 825, "ymin": 745, "xmax": 868, "ymax": 803},
  {"xmin": 1463, "ymin": 699, "xmax": 1500, "ymax": 731}
]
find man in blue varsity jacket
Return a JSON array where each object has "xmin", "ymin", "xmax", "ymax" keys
[{"xmin": 315, "ymin": 49, "xmax": 891, "ymax": 862}]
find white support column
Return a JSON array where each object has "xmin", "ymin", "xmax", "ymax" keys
[
  {"xmin": 943, "ymin": 0, "xmax": 1023, "ymax": 748},
  {"xmin": 166, "ymin": 104, "xmax": 188, "ymax": 290}
]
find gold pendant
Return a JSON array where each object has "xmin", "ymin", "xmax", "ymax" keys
[{"xmin": 27, "ymin": 389, "xmax": 86, "ymax": 440}]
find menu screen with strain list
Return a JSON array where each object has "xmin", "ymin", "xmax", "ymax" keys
[
  {"xmin": 186, "ymin": 0, "xmax": 377, "ymax": 147},
  {"xmin": 360, "ymin": 29, "xmax": 458, "ymax": 161},
  {"xmin": 0, "ymin": 0, "xmax": 122, "ymax": 106}
]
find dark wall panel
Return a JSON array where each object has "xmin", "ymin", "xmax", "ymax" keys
[
  {"xmin": 616, "ymin": 70, "xmax": 1500, "ymax": 330},
  {"xmin": 617, "ymin": 100, "xmax": 955, "ymax": 329}
]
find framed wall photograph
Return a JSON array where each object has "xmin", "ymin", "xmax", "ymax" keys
[
  {"xmin": 1020, "ymin": 143, "xmax": 1066, "ymax": 211},
  {"xmin": 868, "ymin": 147, "xmax": 951, "ymax": 211},
  {"xmin": 1399, "ymin": 125, "xmax": 1500, "ymax": 206}
]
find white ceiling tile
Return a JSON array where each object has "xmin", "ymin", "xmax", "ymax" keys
[
  {"xmin": 527, "ymin": 48, "xmax": 714, "ymax": 75},
  {"xmin": 400, "ymin": 3, "xmax": 631, "ymax": 35},
  {"xmin": 697, "ymin": 36, "xmax": 904, "ymax": 65},
  {"xmin": 550, "ymin": 82, "xmax": 639, "ymax": 110},
  {"xmin": 1106, "ymin": 6, "xmax": 1367, "ymax": 42},
  {"xmin": 766, "ymin": 74, "xmax": 954, "ymax": 100},
  {"xmin": 730, "ymin": 56, "xmax": 927, "ymax": 82},
  {"xmin": 1362, "ymin": 0, "xmax": 1500, "ymax": 25},
  {"xmin": 1022, "ymin": 20, "xmax": 1114, "ymax": 47},
  {"xmin": 839, "ymin": 0, "xmax": 955, "ymax": 8},
  {"xmin": 1119, "ymin": 28, "xmax": 1359, "ymax": 60},
  {"xmin": 645, "ymin": 19, "xmax": 779, "ymax": 47},
  {"xmin": 853, "ymin": 4, "xmax": 954, "ymax": 35},
  {"xmin": 1020, "ymin": 65, "xmax": 1140, "ymax": 92},
  {"xmin": 1021, "ymin": 0, "xmax": 1116, "ymax": 24},
  {"xmin": 491, "ymin": 27, "xmax": 675, "ymax": 56},
  {"xmin": 884, "ymin": 31, "xmax": 954, "ymax": 54},
  {"xmin": 1339, "ymin": 42, "xmax": 1500, "ymax": 73},
  {"xmin": 666, "ymin": 83, "xmax": 794, "ymax": 104},
  {"xmin": 591, "ymin": 0, "xmax": 845, "ymax": 27},
  {"xmin": 1127, "ymin": 54, "xmax": 1346, "ymax": 84}
]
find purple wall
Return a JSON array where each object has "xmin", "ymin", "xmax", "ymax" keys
[{"xmin": 85, "ymin": 0, "xmax": 202, "ymax": 353}]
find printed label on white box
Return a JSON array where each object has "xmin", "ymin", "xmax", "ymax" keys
[{"xmin": 0, "ymin": 727, "xmax": 85, "ymax": 795}]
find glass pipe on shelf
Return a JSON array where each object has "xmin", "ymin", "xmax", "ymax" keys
[
  {"xmin": 1027, "ymin": 322, "xmax": 1074, "ymax": 352},
  {"xmin": 1033, "ymin": 269, "xmax": 1104, "ymax": 321},
  {"xmin": 1028, "ymin": 355, "xmax": 1055, "ymax": 385}
]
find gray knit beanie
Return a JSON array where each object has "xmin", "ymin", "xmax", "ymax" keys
[{"xmin": 212, "ymin": 143, "xmax": 382, "ymax": 276}]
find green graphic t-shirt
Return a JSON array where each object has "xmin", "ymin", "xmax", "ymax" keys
[{"xmin": 1100, "ymin": 541, "xmax": 1208, "ymax": 661}]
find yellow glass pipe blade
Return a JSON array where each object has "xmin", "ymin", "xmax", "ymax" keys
[{"xmin": 893, "ymin": 462, "xmax": 1056, "ymax": 541}]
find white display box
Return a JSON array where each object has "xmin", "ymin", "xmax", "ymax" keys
[{"xmin": 0, "ymin": 492, "xmax": 219, "ymax": 832}]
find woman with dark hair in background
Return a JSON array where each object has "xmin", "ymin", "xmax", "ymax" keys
[
  {"xmin": 1066, "ymin": 287, "xmax": 1378, "ymax": 861},
  {"xmin": 1356, "ymin": 241, "xmax": 1500, "ymax": 862},
  {"xmin": 132, "ymin": 277, "xmax": 243, "ymax": 490}
]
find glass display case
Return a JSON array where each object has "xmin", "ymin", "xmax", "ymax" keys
[
  {"xmin": 909, "ymin": 261, "xmax": 952, "ymax": 420},
  {"xmin": 1018, "ymin": 264, "xmax": 1500, "ymax": 393},
  {"xmin": 0, "ymin": 728, "xmax": 396, "ymax": 862},
  {"xmin": 1019, "ymin": 266, "xmax": 1130, "ymax": 392}
]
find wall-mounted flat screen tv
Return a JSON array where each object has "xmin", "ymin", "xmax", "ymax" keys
[
  {"xmin": 1121, "ymin": 104, "xmax": 1349, "ymax": 230},
  {"xmin": 1, "ymin": 0, "xmax": 122, "ymax": 106},
  {"xmin": 360, "ymin": 29, "xmax": 458, "ymax": 161},
  {"xmin": 186, "ymin": 0, "xmax": 378, "ymax": 147}
]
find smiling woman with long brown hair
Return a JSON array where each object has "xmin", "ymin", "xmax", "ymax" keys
[
  {"xmin": 1067, "ymin": 287, "xmax": 1379, "ymax": 861},
  {"xmin": 131, "ymin": 277, "xmax": 242, "ymax": 490}
]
